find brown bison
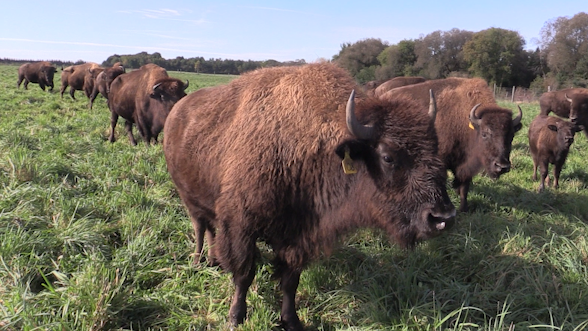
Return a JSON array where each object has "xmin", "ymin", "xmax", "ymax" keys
[
  {"xmin": 88, "ymin": 62, "xmax": 125, "ymax": 109},
  {"xmin": 17, "ymin": 61, "xmax": 57, "ymax": 91},
  {"xmin": 539, "ymin": 88, "xmax": 588, "ymax": 137},
  {"xmin": 163, "ymin": 63, "xmax": 456, "ymax": 330},
  {"xmin": 60, "ymin": 62, "xmax": 101, "ymax": 99},
  {"xmin": 108, "ymin": 63, "xmax": 188, "ymax": 145},
  {"xmin": 528, "ymin": 115, "xmax": 582, "ymax": 192},
  {"xmin": 373, "ymin": 76, "xmax": 426, "ymax": 98},
  {"xmin": 381, "ymin": 77, "xmax": 522, "ymax": 212}
]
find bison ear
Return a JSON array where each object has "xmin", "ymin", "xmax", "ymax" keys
[
  {"xmin": 547, "ymin": 124, "xmax": 558, "ymax": 132},
  {"xmin": 335, "ymin": 139, "xmax": 368, "ymax": 161}
]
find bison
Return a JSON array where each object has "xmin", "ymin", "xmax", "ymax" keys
[
  {"xmin": 59, "ymin": 62, "xmax": 101, "ymax": 99},
  {"xmin": 528, "ymin": 115, "xmax": 582, "ymax": 192},
  {"xmin": 381, "ymin": 77, "xmax": 522, "ymax": 212},
  {"xmin": 163, "ymin": 63, "xmax": 456, "ymax": 330},
  {"xmin": 17, "ymin": 61, "xmax": 57, "ymax": 91},
  {"xmin": 88, "ymin": 62, "xmax": 126, "ymax": 109},
  {"xmin": 107, "ymin": 63, "xmax": 188, "ymax": 145},
  {"xmin": 373, "ymin": 76, "xmax": 426, "ymax": 98},
  {"xmin": 539, "ymin": 88, "xmax": 588, "ymax": 137}
]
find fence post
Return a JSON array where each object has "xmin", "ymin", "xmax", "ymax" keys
[
  {"xmin": 493, "ymin": 83, "xmax": 496, "ymax": 98},
  {"xmin": 511, "ymin": 86, "xmax": 516, "ymax": 102},
  {"xmin": 548, "ymin": 86, "xmax": 551, "ymax": 92}
]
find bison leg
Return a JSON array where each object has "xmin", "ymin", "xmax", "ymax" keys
[
  {"xmin": 553, "ymin": 162, "xmax": 563, "ymax": 189},
  {"xmin": 538, "ymin": 161, "xmax": 549, "ymax": 192},
  {"xmin": 23, "ymin": 80, "xmax": 29, "ymax": 90},
  {"xmin": 88, "ymin": 88, "xmax": 99, "ymax": 110},
  {"xmin": 453, "ymin": 178, "xmax": 471, "ymax": 212},
  {"xmin": 124, "ymin": 121, "xmax": 137, "ymax": 146},
  {"xmin": 279, "ymin": 266, "xmax": 304, "ymax": 331},
  {"xmin": 60, "ymin": 83, "xmax": 67, "ymax": 98},
  {"xmin": 16, "ymin": 76, "xmax": 23, "ymax": 88},
  {"xmin": 69, "ymin": 86, "xmax": 76, "ymax": 100},
  {"xmin": 109, "ymin": 113, "xmax": 119, "ymax": 143},
  {"xmin": 39, "ymin": 82, "xmax": 46, "ymax": 91}
]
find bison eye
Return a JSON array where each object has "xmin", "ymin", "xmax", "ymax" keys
[{"xmin": 382, "ymin": 155, "xmax": 393, "ymax": 164}]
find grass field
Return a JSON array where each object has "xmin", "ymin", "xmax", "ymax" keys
[{"xmin": 1, "ymin": 63, "xmax": 587, "ymax": 331}]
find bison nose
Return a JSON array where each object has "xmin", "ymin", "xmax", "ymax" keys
[
  {"xmin": 427, "ymin": 208, "xmax": 456, "ymax": 231},
  {"xmin": 570, "ymin": 116, "xmax": 578, "ymax": 123},
  {"xmin": 565, "ymin": 137, "xmax": 574, "ymax": 145},
  {"xmin": 495, "ymin": 162, "xmax": 511, "ymax": 174}
]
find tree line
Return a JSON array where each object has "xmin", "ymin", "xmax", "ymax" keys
[{"xmin": 334, "ymin": 12, "xmax": 588, "ymax": 92}]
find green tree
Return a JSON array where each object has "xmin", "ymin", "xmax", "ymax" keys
[
  {"xmin": 463, "ymin": 27, "xmax": 527, "ymax": 86},
  {"xmin": 333, "ymin": 38, "xmax": 387, "ymax": 79},
  {"xmin": 540, "ymin": 12, "xmax": 588, "ymax": 82},
  {"xmin": 377, "ymin": 39, "xmax": 418, "ymax": 78},
  {"xmin": 414, "ymin": 29, "xmax": 473, "ymax": 79}
]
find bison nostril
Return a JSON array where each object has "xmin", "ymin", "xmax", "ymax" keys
[{"xmin": 428, "ymin": 208, "xmax": 456, "ymax": 231}]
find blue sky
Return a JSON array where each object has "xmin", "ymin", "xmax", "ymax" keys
[{"xmin": 0, "ymin": 1, "xmax": 585, "ymax": 64}]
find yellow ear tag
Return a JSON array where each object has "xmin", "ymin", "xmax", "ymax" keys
[
  {"xmin": 468, "ymin": 121, "xmax": 475, "ymax": 130},
  {"xmin": 342, "ymin": 149, "xmax": 357, "ymax": 175}
]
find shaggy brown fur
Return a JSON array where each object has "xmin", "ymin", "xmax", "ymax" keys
[
  {"xmin": 59, "ymin": 62, "xmax": 101, "ymax": 99},
  {"xmin": 108, "ymin": 63, "xmax": 187, "ymax": 146},
  {"xmin": 539, "ymin": 88, "xmax": 588, "ymax": 137},
  {"xmin": 381, "ymin": 77, "xmax": 523, "ymax": 212},
  {"xmin": 528, "ymin": 115, "xmax": 582, "ymax": 192},
  {"xmin": 373, "ymin": 76, "xmax": 426, "ymax": 98},
  {"xmin": 17, "ymin": 61, "xmax": 56, "ymax": 91},
  {"xmin": 163, "ymin": 62, "xmax": 456, "ymax": 331},
  {"xmin": 88, "ymin": 62, "xmax": 125, "ymax": 109}
]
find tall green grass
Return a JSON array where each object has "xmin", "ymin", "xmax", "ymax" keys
[{"xmin": 1, "ymin": 64, "xmax": 587, "ymax": 330}]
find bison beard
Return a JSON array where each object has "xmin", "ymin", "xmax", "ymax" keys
[{"xmin": 163, "ymin": 63, "xmax": 456, "ymax": 331}]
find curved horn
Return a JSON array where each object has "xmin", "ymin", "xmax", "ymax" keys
[
  {"xmin": 565, "ymin": 93, "xmax": 573, "ymax": 104},
  {"xmin": 183, "ymin": 80, "xmax": 189, "ymax": 90},
  {"xmin": 153, "ymin": 82, "xmax": 163, "ymax": 91},
  {"xmin": 469, "ymin": 103, "xmax": 482, "ymax": 127},
  {"xmin": 346, "ymin": 90, "xmax": 375, "ymax": 140},
  {"xmin": 513, "ymin": 105, "xmax": 523, "ymax": 127},
  {"xmin": 428, "ymin": 89, "xmax": 437, "ymax": 124}
]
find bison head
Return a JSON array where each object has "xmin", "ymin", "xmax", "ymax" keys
[
  {"xmin": 150, "ymin": 78, "xmax": 189, "ymax": 103},
  {"xmin": 41, "ymin": 65, "xmax": 57, "ymax": 91},
  {"xmin": 469, "ymin": 104, "xmax": 522, "ymax": 179},
  {"xmin": 336, "ymin": 90, "xmax": 455, "ymax": 247},
  {"xmin": 566, "ymin": 93, "xmax": 588, "ymax": 127},
  {"xmin": 548, "ymin": 119, "xmax": 583, "ymax": 149}
]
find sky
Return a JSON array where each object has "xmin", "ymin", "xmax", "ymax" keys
[{"xmin": 0, "ymin": 1, "xmax": 585, "ymax": 64}]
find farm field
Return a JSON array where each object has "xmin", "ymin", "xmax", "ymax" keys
[{"xmin": 1, "ymin": 63, "xmax": 588, "ymax": 330}]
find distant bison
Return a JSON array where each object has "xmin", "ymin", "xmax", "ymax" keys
[
  {"xmin": 108, "ymin": 63, "xmax": 188, "ymax": 145},
  {"xmin": 539, "ymin": 88, "xmax": 588, "ymax": 137},
  {"xmin": 373, "ymin": 76, "xmax": 426, "ymax": 98},
  {"xmin": 88, "ymin": 62, "xmax": 125, "ymax": 109},
  {"xmin": 163, "ymin": 63, "xmax": 456, "ymax": 330},
  {"xmin": 60, "ymin": 62, "xmax": 101, "ymax": 99},
  {"xmin": 528, "ymin": 115, "xmax": 582, "ymax": 192},
  {"xmin": 381, "ymin": 77, "xmax": 522, "ymax": 212},
  {"xmin": 17, "ymin": 61, "xmax": 57, "ymax": 91}
]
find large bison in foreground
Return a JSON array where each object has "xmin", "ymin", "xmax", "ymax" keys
[
  {"xmin": 163, "ymin": 63, "xmax": 456, "ymax": 330},
  {"xmin": 17, "ymin": 61, "xmax": 57, "ymax": 91},
  {"xmin": 88, "ymin": 62, "xmax": 125, "ymax": 109},
  {"xmin": 528, "ymin": 115, "xmax": 582, "ymax": 192},
  {"xmin": 539, "ymin": 88, "xmax": 588, "ymax": 137},
  {"xmin": 60, "ymin": 62, "xmax": 101, "ymax": 99},
  {"xmin": 108, "ymin": 63, "xmax": 188, "ymax": 145},
  {"xmin": 381, "ymin": 77, "xmax": 522, "ymax": 212}
]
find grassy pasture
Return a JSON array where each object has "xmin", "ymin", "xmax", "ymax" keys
[{"xmin": 1, "ymin": 63, "xmax": 588, "ymax": 330}]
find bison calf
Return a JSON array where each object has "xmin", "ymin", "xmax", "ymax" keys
[
  {"xmin": 539, "ymin": 88, "xmax": 588, "ymax": 138},
  {"xmin": 528, "ymin": 115, "xmax": 582, "ymax": 192}
]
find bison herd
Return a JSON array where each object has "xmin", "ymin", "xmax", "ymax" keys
[{"xmin": 15, "ymin": 60, "xmax": 588, "ymax": 331}]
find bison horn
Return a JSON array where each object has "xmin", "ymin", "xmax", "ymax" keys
[
  {"xmin": 184, "ymin": 80, "xmax": 189, "ymax": 90},
  {"xmin": 513, "ymin": 105, "xmax": 523, "ymax": 128},
  {"xmin": 153, "ymin": 82, "xmax": 163, "ymax": 91},
  {"xmin": 346, "ymin": 90, "xmax": 375, "ymax": 140},
  {"xmin": 565, "ymin": 93, "xmax": 573, "ymax": 104},
  {"xmin": 469, "ymin": 103, "xmax": 482, "ymax": 127},
  {"xmin": 428, "ymin": 89, "xmax": 437, "ymax": 124}
]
